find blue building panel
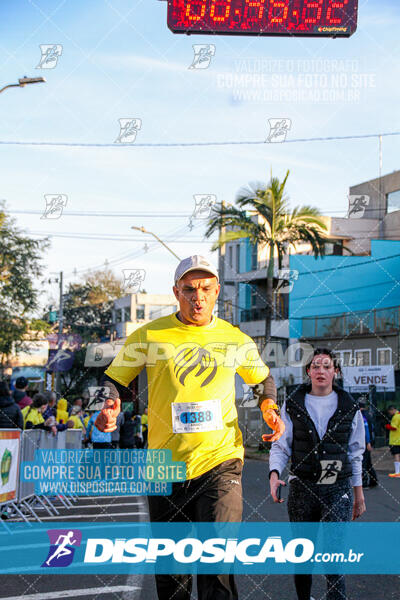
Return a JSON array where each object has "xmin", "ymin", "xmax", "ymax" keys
[
  {"xmin": 289, "ymin": 240, "xmax": 400, "ymax": 338},
  {"xmin": 239, "ymin": 238, "xmax": 252, "ymax": 274},
  {"xmin": 238, "ymin": 282, "xmax": 252, "ymax": 322}
]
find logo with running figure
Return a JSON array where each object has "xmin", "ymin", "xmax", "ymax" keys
[
  {"xmin": 317, "ymin": 460, "xmax": 342, "ymax": 485},
  {"xmin": 36, "ymin": 44, "xmax": 63, "ymax": 69},
  {"xmin": 266, "ymin": 118, "xmax": 291, "ymax": 143},
  {"xmin": 115, "ymin": 118, "xmax": 142, "ymax": 143},
  {"xmin": 189, "ymin": 45, "xmax": 216, "ymax": 70},
  {"xmin": 174, "ymin": 347, "xmax": 217, "ymax": 388},
  {"xmin": 42, "ymin": 529, "xmax": 82, "ymax": 567}
]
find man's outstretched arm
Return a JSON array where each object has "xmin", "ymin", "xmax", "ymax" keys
[
  {"xmin": 256, "ymin": 375, "xmax": 285, "ymax": 443},
  {"xmin": 94, "ymin": 375, "xmax": 129, "ymax": 432}
]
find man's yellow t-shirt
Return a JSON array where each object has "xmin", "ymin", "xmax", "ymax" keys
[
  {"xmin": 389, "ymin": 412, "xmax": 400, "ymax": 445},
  {"xmin": 105, "ymin": 312, "xmax": 269, "ymax": 479}
]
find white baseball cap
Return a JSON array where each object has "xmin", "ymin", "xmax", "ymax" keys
[{"xmin": 174, "ymin": 255, "xmax": 219, "ymax": 284}]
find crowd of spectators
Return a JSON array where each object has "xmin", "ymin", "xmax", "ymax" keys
[{"xmin": 0, "ymin": 376, "xmax": 147, "ymax": 450}]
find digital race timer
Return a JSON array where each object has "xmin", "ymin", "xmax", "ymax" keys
[{"xmin": 168, "ymin": 0, "xmax": 358, "ymax": 37}]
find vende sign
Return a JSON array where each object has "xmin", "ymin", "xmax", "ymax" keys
[{"xmin": 342, "ymin": 366, "xmax": 395, "ymax": 392}]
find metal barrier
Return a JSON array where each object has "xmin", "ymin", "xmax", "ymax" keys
[
  {"xmin": 0, "ymin": 428, "xmax": 82, "ymax": 524},
  {"xmin": 237, "ymin": 406, "xmax": 263, "ymax": 448},
  {"xmin": 18, "ymin": 430, "xmax": 41, "ymax": 503},
  {"xmin": 66, "ymin": 429, "xmax": 83, "ymax": 449}
]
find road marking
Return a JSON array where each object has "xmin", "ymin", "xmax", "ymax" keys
[
  {"xmin": 10, "ymin": 511, "xmax": 148, "ymax": 521},
  {"xmin": 18, "ymin": 511, "xmax": 148, "ymax": 520},
  {"xmin": 0, "ymin": 586, "xmax": 140, "ymax": 600}
]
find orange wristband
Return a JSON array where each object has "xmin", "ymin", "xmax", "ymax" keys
[{"xmin": 260, "ymin": 399, "xmax": 279, "ymax": 411}]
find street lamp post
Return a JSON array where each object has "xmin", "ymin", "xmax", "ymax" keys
[
  {"xmin": 0, "ymin": 76, "xmax": 46, "ymax": 94},
  {"xmin": 131, "ymin": 226, "xmax": 181, "ymax": 261}
]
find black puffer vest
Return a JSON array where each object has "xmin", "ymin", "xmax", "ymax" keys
[{"xmin": 286, "ymin": 384, "xmax": 358, "ymax": 483}]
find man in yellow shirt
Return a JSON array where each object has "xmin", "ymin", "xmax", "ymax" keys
[
  {"xmin": 96, "ymin": 255, "xmax": 284, "ymax": 600},
  {"xmin": 386, "ymin": 405, "xmax": 400, "ymax": 478}
]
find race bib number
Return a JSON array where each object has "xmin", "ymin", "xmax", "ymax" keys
[{"xmin": 172, "ymin": 400, "xmax": 223, "ymax": 434}]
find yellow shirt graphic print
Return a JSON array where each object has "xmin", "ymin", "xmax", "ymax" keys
[
  {"xmin": 105, "ymin": 312, "xmax": 269, "ymax": 479},
  {"xmin": 174, "ymin": 346, "xmax": 218, "ymax": 388}
]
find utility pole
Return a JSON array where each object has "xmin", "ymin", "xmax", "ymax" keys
[
  {"xmin": 378, "ymin": 135, "xmax": 384, "ymax": 239},
  {"xmin": 218, "ymin": 201, "xmax": 226, "ymax": 319},
  {"xmin": 55, "ymin": 271, "xmax": 64, "ymax": 395}
]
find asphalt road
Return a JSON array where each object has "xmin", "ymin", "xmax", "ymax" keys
[{"xmin": 0, "ymin": 459, "xmax": 398, "ymax": 600}]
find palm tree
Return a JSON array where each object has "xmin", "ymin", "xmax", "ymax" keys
[{"xmin": 205, "ymin": 170, "xmax": 328, "ymax": 342}]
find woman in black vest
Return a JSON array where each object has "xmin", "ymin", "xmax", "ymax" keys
[{"xmin": 269, "ymin": 348, "xmax": 366, "ymax": 600}]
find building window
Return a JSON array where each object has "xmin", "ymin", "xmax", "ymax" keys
[
  {"xmin": 274, "ymin": 293, "xmax": 283, "ymax": 319},
  {"xmin": 250, "ymin": 285, "xmax": 257, "ymax": 308},
  {"xmin": 149, "ymin": 305, "xmax": 176, "ymax": 320},
  {"xmin": 236, "ymin": 244, "xmax": 240, "ymax": 273},
  {"xmin": 251, "ymin": 243, "xmax": 258, "ymax": 270},
  {"xmin": 377, "ymin": 348, "xmax": 392, "ymax": 365},
  {"xmin": 295, "ymin": 347, "xmax": 302, "ymax": 363},
  {"xmin": 124, "ymin": 306, "xmax": 131, "ymax": 322},
  {"xmin": 338, "ymin": 350, "xmax": 352, "ymax": 367},
  {"xmin": 224, "ymin": 300, "xmax": 233, "ymax": 321},
  {"xmin": 324, "ymin": 241, "xmax": 343, "ymax": 256},
  {"xmin": 228, "ymin": 246, "xmax": 233, "ymax": 268},
  {"xmin": 115, "ymin": 308, "xmax": 123, "ymax": 323},
  {"xmin": 355, "ymin": 349, "xmax": 371, "ymax": 366},
  {"xmin": 136, "ymin": 305, "xmax": 145, "ymax": 320},
  {"xmin": 387, "ymin": 189, "xmax": 400, "ymax": 213},
  {"xmin": 252, "ymin": 336, "xmax": 265, "ymax": 355}
]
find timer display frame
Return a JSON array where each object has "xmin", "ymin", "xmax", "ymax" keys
[{"xmin": 168, "ymin": 0, "xmax": 358, "ymax": 37}]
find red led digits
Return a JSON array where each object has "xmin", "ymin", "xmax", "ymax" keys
[
  {"xmin": 243, "ymin": 0, "xmax": 266, "ymax": 20},
  {"xmin": 210, "ymin": 0, "xmax": 232, "ymax": 22},
  {"xmin": 269, "ymin": 0, "xmax": 289, "ymax": 24},
  {"xmin": 185, "ymin": 0, "xmax": 207, "ymax": 21},
  {"xmin": 327, "ymin": 0, "xmax": 349, "ymax": 24},
  {"xmin": 168, "ymin": 0, "xmax": 357, "ymax": 37},
  {"xmin": 303, "ymin": 0, "xmax": 323, "ymax": 24}
]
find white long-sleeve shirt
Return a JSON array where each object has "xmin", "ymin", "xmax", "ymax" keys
[{"xmin": 269, "ymin": 390, "xmax": 365, "ymax": 487}]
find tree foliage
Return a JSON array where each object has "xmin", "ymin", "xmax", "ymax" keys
[
  {"xmin": 0, "ymin": 208, "xmax": 50, "ymax": 359},
  {"xmin": 62, "ymin": 269, "xmax": 124, "ymax": 342},
  {"xmin": 60, "ymin": 269, "xmax": 124, "ymax": 397},
  {"xmin": 205, "ymin": 170, "xmax": 328, "ymax": 339}
]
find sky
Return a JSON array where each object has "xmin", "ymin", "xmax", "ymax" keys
[{"xmin": 0, "ymin": 0, "xmax": 399, "ymax": 310}]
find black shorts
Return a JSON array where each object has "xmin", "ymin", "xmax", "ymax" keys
[{"xmin": 390, "ymin": 445, "xmax": 400, "ymax": 456}]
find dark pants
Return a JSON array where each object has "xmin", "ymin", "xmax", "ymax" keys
[
  {"xmin": 288, "ymin": 477, "xmax": 353, "ymax": 600},
  {"xmin": 362, "ymin": 449, "xmax": 378, "ymax": 487},
  {"xmin": 147, "ymin": 458, "xmax": 243, "ymax": 600},
  {"xmin": 142, "ymin": 428, "xmax": 148, "ymax": 448},
  {"xmin": 92, "ymin": 442, "xmax": 113, "ymax": 449}
]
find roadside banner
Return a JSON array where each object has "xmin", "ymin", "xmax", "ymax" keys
[
  {"xmin": 342, "ymin": 365, "xmax": 395, "ymax": 392},
  {"xmin": 0, "ymin": 430, "xmax": 21, "ymax": 505}
]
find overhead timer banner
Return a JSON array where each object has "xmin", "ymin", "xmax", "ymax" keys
[{"xmin": 167, "ymin": 0, "xmax": 358, "ymax": 37}]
